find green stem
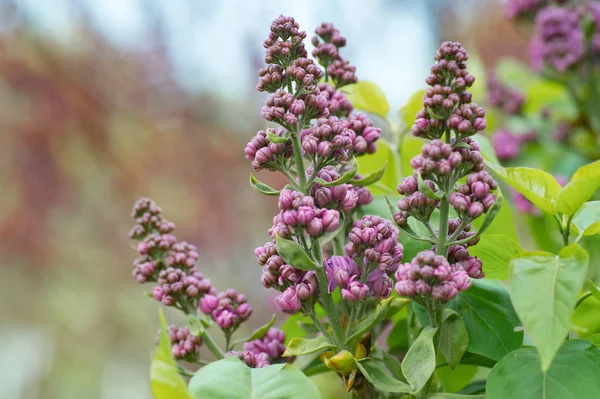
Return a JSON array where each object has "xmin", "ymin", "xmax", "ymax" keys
[
  {"xmin": 437, "ymin": 191, "xmax": 450, "ymax": 257},
  {"xmin": 202, "ymin": 330, "xmax": 225, "ymax": 359},
  {"xmin": 291, "ymin": 130, "xmax": 307, "ymax": 192},
  {"xmin": 314, "ymin": 242, "xmax": 349, "ymax": 350},
  {"xmin": 308, "ymin": 308, "xmax": 334, "ymax": 342}
]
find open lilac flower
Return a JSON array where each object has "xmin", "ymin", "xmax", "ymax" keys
[{"xmin": 493, "ymin": 129, "xmax": 520, "ymax": 161}]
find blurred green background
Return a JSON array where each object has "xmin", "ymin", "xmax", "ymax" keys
[{"xmin": 0, "ymin": 1, "xmax": 530, "ymax": 398}]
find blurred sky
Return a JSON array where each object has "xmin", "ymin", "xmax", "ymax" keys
[{"xmin": 16, "ymin": 0, "xmax": 440, "ymax": 112}]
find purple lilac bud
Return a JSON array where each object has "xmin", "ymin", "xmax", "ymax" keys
[
  {"xmin": 487, "ymin": 72, "xmax": 525, "ymax": 115},
  {"xmin": 200, "ymin": 289, "xmax": 252, "ymax": 330},
  {"xmin": 245, "ymin": 128, "xmax": 293, "ymax": 172},
  {"xmin": 412, "ymin": 42, "xmax": 478, "ymax": 140},
  {"xmin": 345, "ymin": 215, "xmax": 404, "ymax": 276},
  {"xmin": 310, "ymin": 167, "xmax": 358, "ymax": 211},
  {"xmin": 394, "ymin": 175, "xmax": 439, "ymax": 226},
  {"xmin": 275, "ymin": 286, "xmax": 303, "ymax": 313},
  {"xmin": 493, "ymin": 129, "xmax": 520, "ymax": 161},
  {"xmin": 132, "ymin": 256, "xmax": 160, "ymax": 283},
  {"xmin": 225, "ymin": 350, "xmax": 271, "ymax": 368},
  {"xmin": 344, "ymin": 112, "xmax": 381, "ymax": 156},
  {"xmin": 317, "ymin": 82, "xmax": 354, "ymax": 118},
  {"xmin": 263, "ymin": 15, "xmax": 308, "ymax": 66},
  {"xmin": 451, "ymin": 171, "xmax": 498, "ymax": 219},
  {"xmin": 161, "ymin": 326, "xmax": 202, "ymax": 363},
  {"xmin": 327, "ymin": 59, "xmax": 358, "ymax": 88},
  {"xmin": 394, "ymin": 250, "xmax": 471, "ymax": 303},
  {"xmin": 153, "ymin": 267, "xmax": 215, "ymax": 312},
  {"xmin": 530, "ymin": 7, "xmax": 584, "ymax": 72},
  {"xmin": 286, "ymin": 58, "xmax": 323, "ymax": 92},
  {"xmin": 301, "ymin": 116, "xmax": 355, "ymax": 162},
  {"xmin": 244, "ymin": 327, "xmax": 287, "ymax": 363},
  {"xmin": 341, "ymin": 280, "xmax": 370, "ymax": 301},
  {"xmin": 129, "ymin": 198, "xmax": 176, "ymax": 239}
]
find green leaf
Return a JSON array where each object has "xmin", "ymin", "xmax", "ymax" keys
[
  {"xmin": 429, "ymin": 393, "xmax": 484, "ymax": 399},
  {"xmin": 314, "ymin": 158, "xmax": 358, "ymax": 187},
  {"xmin": 485, "ymin": 161, "xmax": 561, "ymax": 215},
  {"xmin": 266, "ymin": 129, "xmax": 291, "ymax": 144},
  {"xmin": 436, "ymin": 365, "xmax": 478, "ymax": 394},
  {"xmin": 417, "ymin": 173, "xmax": 442, "ymax": 200},
  {"xmin": 485, "ymin": 162, "xmax": 561, "ymax": 214},
  {"xmin": 356, "ymin": 358, "xmax": 412, "ymax": 393},
  {"xmin": 275, "ymin": 234, "xmax": 318, "ymax": 271},
  {"xmin": 486, "ymin": 340, "xmax": 600, "ymax": 399},
  {"xmin": 244, "ymin": 314, "xmax": 276, "ymax": 342},
  {"xmin": 586, "ymin": 333, "xmax": 600, "ymax": 348},
  {"xmin": 468, "ymin": 234, "xmax": 524, "ymax": 280},
  {"xmin": 509, "ymin": 244, "xmax": 590, "ymax": 371},
  {"xmin": 495, "ymin": 58, "xmax": 538, "ymax": 92},
  {"xmin": 457, "ymin": 379, "xmax": 487, "ymax": 395},
  {"xmin": 189, "ymin": 357, "xmax": 320, "ymax": 399},
  {"xmin": 556, "ymin": 160, "xmax": 600, "ymax": 215},
  {"xmin": 401, "ymin": 326, "xmax": 438, "ymax": 393},
  {"xmin": 343, "ymin": 81, "xmax": 390, "ymax": 119},
  {"xmin": 151, "ymin": 309, "xmax": 193, "ymax": 399},
  {"xmin": 249, "ymin": 173, "xmax": 280, "ymax": 196},
  {"xmin": 524, "ymin": 79, "xmax": 578, "ymax": 121},
  {"xmin": 399, "ymin": 89, "xmax": 426, "ymax": 130},
  {"xmin": 382, "ymin": 352, "xmax": 405, "ymax": 382},
  {"xmin": 351, "ymin": 161, "xmax": 387, "ymax": 186},
  {"xmin": 357, "ymin": 139, "xmax": 398, "ymax": 195},
  {"xmin": 187, "ymin": 315, "xmax": 205, "ymax": 336},
  {"xmin": 589, "ymin": 280, "xmax": 600, "ymax": 301},
  {"xmin": 571, "ymin": 201, "xmax": 600, "ymax": 239},
  {"xmin": 472, "ymin": 187, "xmax": 518, "ymax": 240},
  {"xmin": 415, "ymin": 279, "xmax": 524, "ymax": 361},
  {"xmin": 400, "ymin": 135, "xmax": 426, "ymax": 177},
  {"xmin": 283, "ymin": 335, "xmax": 334, "ymax": 357},
  {"xmin": 440, "ymin": 309, "xmax": 469, "ymax": 369},
  {"xmin": 346, "ymin": 297, "xmax": 394, "ymax": 343}
]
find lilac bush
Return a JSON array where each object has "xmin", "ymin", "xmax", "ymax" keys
[{"xmin": 130, "ymin": 12, "xmax": 600, "ymax": 399}]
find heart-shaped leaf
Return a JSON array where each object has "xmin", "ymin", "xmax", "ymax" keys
[
  {"xmin": 571, "ymin": 201, "xmax": 600, "ymax": 240},
  {"xmin": 468, "ymin": 234, "xmax": 524, "ymax": 280},
  {"xmin": 509, "ymin": 244, "xmax": 589, "ymax": 371},
  {"xmin": 343, "ymin": 81, "xmax": 390, "ymax": 119},
  {"xmin": 189, "ymin": 357, "xmax": 320, "ymax": 399},
  {"xmin": 401, "ymin": 326, "xmax": 438, "ymax": 393},
  {"xmin": 486, "ymin": 340, "xmax": 600, "ymax": 399},
  {"xmin": 440, "ymin": 309, "xmax": 469, "ymax": 369}
]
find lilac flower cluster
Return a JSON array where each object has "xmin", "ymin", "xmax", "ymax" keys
[
  {"xmin": 506, "ymin": 0, "xmax": 544, "ymax": 19},
  {"xmin": 269, "ymin": 189, "xmax": 340, "ymax": 240},
  {"xmin": 530, "ymin": 6, "xmax": 584, "ymax": 72},
  {"xmin": 487, "ymin": 73, "xmax": 525, "ymax": 115},
  {"xmin": 311, "ymin": 23, "xmax": 358, "ymax": 88},
  {"xmin": 245, "ymin": 128, "xmax": 293, "ymax": 172},
  {"xmin": 310, "ymin": 166, "xmax": 373, "ymax": 211},
  {"xmin": 129, "ymin": 197, "xmax": 175, "ymax": 240},
  {"xmin": 317, "ymin": 82, "xmax": 354, "ymax": 118},
  {"xmin": 263, "ymin": 15, "xmax": 308, "ymax": 67},
  {"xmin": 450, "ymin": 171, "xmax": 498, "ymax": 220},
  {"xmin": 321, "ymin": 216, "xmax": 403, "ymax": 301},
  {"xmin": 344, "ymin": 112, "xmax": 381, "ymax": 155},
  {"xmin": 225, "ymin": 327, "xmax": 288, "ymax": 368},
  {"xmin": 255, "ymin": 241, "xmax": 318, "ymax": 314},
  {"xmin": 394, "ymin": 250, "xmax": 470, "ymax": 303},
  {"xmin": 129, "ymin": 198, "xmax": 216, "ymax": 313},
  {"xmin": 394, "ymin": 42, "xmax": 494, "ymax": 303},
  {"xmin": 412, "ymin": 42, "xmax": 485, "ymax": 140},
  {"xmin": 165, "ymin": 326, "xmax": 203, "ymax": 363},
  {"xmin": 301, "ymin": 116, "xmax": 355, "ymax": 162},
  {"xmin": 199, "ymin": 289, "xmax": 252, "ymax": 331}
]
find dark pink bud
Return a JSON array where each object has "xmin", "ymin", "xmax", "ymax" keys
[
  {"xmin": 468, "ymin": 202, "xmax": 484, "ymax": 218},
  {"xmin": 199, "ymin": 294, "xmax": 218, "ymax": 314}
]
